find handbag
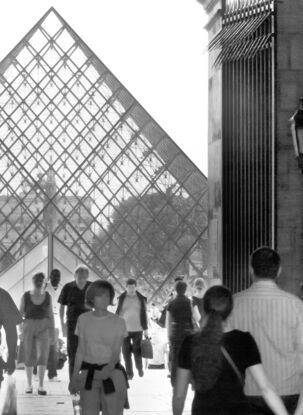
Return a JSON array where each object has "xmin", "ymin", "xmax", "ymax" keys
[
  {"xmin": 57, "ymin": 350, "xmax": 67, "ymax": 370},
  {"xmin": 221, "ymin": 346, "xmax": 244, "ymax": 387},
  {"xmin": 140, "ymin": 337, "xmax": 153, "ymax": 359}
]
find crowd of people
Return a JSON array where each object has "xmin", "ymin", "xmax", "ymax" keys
[{"xmin": 0, "ymin": 246, "xmax": 303, "ymax": 415}]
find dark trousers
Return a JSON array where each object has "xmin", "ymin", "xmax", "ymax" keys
[
  {"xmin": 122, "ymin": 331, "xmax": 143, "ymax": 377},
  {"xmin": 67, "ymin": 322, "xmax": 78, "ymax": 380},
  {"xmin": 47, "ymin": 344, "xmax": 58, "ymax": 379},
  {"xmin": 248, "ymin": 394, "xmax": 299, "ymax": 415}
]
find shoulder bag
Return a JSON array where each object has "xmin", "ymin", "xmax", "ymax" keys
[{"xmin": 221, "ymin": 346, "xmax": 244, "ymax": 388}]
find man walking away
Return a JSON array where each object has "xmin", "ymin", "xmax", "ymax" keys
[
  {"xmin": 116, "ymin": 278, "xmax": 148, "ymax": 380},
  {"xmin": 228, "ymin": 247, "xmax": 303, "ymax": 415}
]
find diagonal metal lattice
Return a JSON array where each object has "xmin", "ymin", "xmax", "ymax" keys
[{"xmin": 0, "ymin": 8, "xmax": 208, "ymax": 302}]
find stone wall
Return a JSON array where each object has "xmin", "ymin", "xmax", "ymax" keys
[{"xmin": 276, "ymin": 1, "xmax": 303, "ymax": 295}]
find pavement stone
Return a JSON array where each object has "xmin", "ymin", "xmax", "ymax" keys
[{"xmin": 9, "ymin": 366, "xmax": 193, "ymax": 414}]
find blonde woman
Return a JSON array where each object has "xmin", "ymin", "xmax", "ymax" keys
[{"xmin": 191, "ymin": 277, "xmax": 206, "ymax": 327}]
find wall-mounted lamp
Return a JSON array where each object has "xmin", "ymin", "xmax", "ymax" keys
[{"xmin": 289, "ymin": 97, "xmax": 303, "ymax": 172}]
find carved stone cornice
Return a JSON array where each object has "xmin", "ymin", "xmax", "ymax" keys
[{"xmin": 196, "ymin": 0, "xmax": 222, "ymax": 14}]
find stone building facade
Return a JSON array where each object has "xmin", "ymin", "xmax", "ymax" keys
[{"xmin": 199, "ymin": 0, "xmax": 303, "ymax": 294}]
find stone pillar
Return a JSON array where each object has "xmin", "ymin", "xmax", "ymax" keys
[
  {"xmin": 198, "ymin": 0, "xmax": 223, "ymax": 284},
  {"xmin": 276, "ymin": 0, "xmax": 303, "ymax": 295}
]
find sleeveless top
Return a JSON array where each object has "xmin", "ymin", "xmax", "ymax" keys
[{"xmin": 24, "ymin": 291, "xmax": 50, "ymax": 320}]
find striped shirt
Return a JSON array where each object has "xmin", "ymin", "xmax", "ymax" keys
[{"xmin": 227, "ymin": 280, "xmax": 303, "ymax": 396}]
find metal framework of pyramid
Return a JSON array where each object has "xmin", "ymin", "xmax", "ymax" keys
[{"xmin": 0, "ymin": 8, "xmax": 208, "ymax": 302}]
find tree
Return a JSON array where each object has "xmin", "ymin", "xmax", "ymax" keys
[{"xmin": 92, "ymin": 188, "xmax": 207, "ymax": 299}]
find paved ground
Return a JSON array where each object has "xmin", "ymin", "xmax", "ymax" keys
[{"xmin": 10, "ymin": 366, "xmax": 193, "ymax": 414}]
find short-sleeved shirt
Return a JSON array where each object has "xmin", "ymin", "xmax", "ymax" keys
[
  {"xmin": 167, "ymin": 295, "xmax": 193, "ymax": 327},
  {"xmin": 228, "ymin": 280, "xmax": 303, "ymax": 396},
  {"xmin": 120, "ymin": 295, "xmax": 142, "ymax": 332},
  {"xmin": 0, "ymin": 288, "xmax": 22, "ymax": 329},
  {"xmin": 179, "ymin": 330, "xmax": 261, "ymax": 414},
  {"xmin": 57, "ymin": 281, "xmax": 91, "ymax": 323},
  {"xmin": 76, "ymin": 311, "xmax": 127, "ymax": 365}
]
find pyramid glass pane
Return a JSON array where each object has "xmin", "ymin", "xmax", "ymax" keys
[{"xmin": 0, "ymin": 8, "xmax": 208, "ymax": 302}]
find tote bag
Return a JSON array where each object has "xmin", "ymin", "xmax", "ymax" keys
[{"xmin": 141, "ymin": 337, "xmax": 153, "ymax": 359}]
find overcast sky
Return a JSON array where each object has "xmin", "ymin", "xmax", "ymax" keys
[{"xmin": 0, "ymin": 0, "xmax": 208, "ymax": 175}]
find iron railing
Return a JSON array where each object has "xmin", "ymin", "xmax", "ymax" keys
[{"xmin": 221, "ymin": 0, "xmax": 275, "ymax": 291}]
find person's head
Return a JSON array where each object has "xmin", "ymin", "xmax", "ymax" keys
[
  {"xmin": 194, "ymin": 277, "xmax": 206, "ymax": 292},
  {"xmin": 250, "ymin": 247, "xmax": 281, "ymax": 280},
  {"xmin": 191, "ymin": 285, "xmax": 233, "ymax": 393},
  {"xmin": 86, "ymin": 280, "xmax": 115, "ymax": 310},
  {"xmin": 32, "ymin": 272, "xmax": 45, "ymax": 289},
  {"xmin": 126, "ymin": 278, "xmax": 137, "ymax": 296},
  {"xmin": 74, "ymin": 264, "xmax": 89, "ymax": 288},
  {"xmin": 175, "ymin": 281, "xmax": 187, "ymax": 296},
  {"xmin": 50, "ymin": 269, "xmax": 61, "ymax": 290},
  {"xmin": 203, "ymin": 285, "xmax": 233, "ymax": 321}
]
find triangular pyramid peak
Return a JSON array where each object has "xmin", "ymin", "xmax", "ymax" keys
[{"xmin": 0, "ymin": 9, "xmax": 208, "ymax": 302}]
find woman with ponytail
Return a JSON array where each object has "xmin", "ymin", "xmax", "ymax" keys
[{"xmin": 172, "ymin": 286, "xmax": 288, "ymax": 415}]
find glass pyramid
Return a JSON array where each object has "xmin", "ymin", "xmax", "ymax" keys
[{"xmin": 0, "ymin": 8, "xmax": 208, "ymax": 302}]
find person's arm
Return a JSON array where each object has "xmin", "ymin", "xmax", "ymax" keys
[
  {"xmin": 59, "ymin": 304, "xmax": 67, "ymax": 337},
  {"xmin": 166, "ymin": 310, "xmax": 172, "ymax": 340},
  {"xmin": 2, "ymin": 321, "xmax": 17, "ymax": 375},
  {"xmin": 192, "ymin": 305, "xmax": 201, "ymax": 327},
  {"xmin": 19, "ymin": 294, "xmax": 25, "ymax": 316},
  {"xmin": 294, "ymin": 394, "xmax": 303, "ymax": 415},
  {"xmin": 143, "ymin": 301, "xmax": 149, "ymax": 337},
  {"xmin": 69, "ymin": 333, "xmax": 85, "ymax": 394},
  {"xmin": 1, "ymin": 293, "xmax": 24, "ymax": 375},
  {"xmin": 18, "ymin": 295, "xmax": 25, "ymax": 338},
  {"xmin": 47, "ymin": 295, "xmax": 55, "ymax": 344},
  {"xmin": 248, "ymin": 364, "xmax": 288, "ymax": 415},
  {"xmin": 172, "ymin": 367, "xmax": 191, "ymax": 415},
  {"xmin": 294, "ymin": 393, "xmax": 303, "ymax": 415}
]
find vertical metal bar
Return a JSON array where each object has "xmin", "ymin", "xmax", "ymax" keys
[
  {"xmin": 222, "ymin": 0, "xmax": 274, "ymax": 291},
  {"xmin": 265, "ymin": 15, "xmax": 269, "ymax": 246},
  {"xmin": 239, "ymin": 56, "xmax": 244, "ymax": 291},
  {"xmin": 251, "ymin": 54, "xmax": 255, "ymax": 254},
  {"xmin": 243, "ymin": 55, "xmax": 247, "ymax": 289},
  {"xmin": 270, "ymin": 1, "xmax": 275, "ymax": 248},
  {"xmin": 235, "ymin": 57, "xmax": 239, "ymax": 291},
  {"xmin": 258, "ymin": 25, "xmax": 263, "ymax": 247}
]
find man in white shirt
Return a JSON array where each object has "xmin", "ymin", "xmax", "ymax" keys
[
  {"xmin": 116, "ymin": 278, "xmax": 148, "ymax": 380},
  {"xmin": 228, "ymin": 247, "xmax": 303, "ymax": 415}
]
